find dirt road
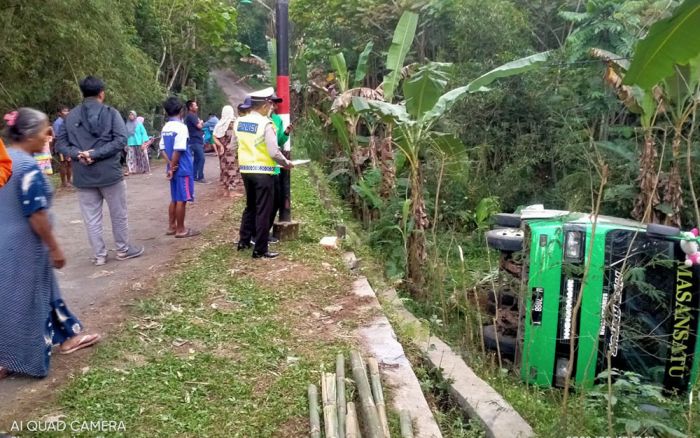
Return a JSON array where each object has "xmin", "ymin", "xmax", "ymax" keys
[
  {"xmin": 0, "ymin": 72, "xmax": 250, "ymax": 420},
  {"xmin": 212, "ymin": 70, "xmax": 251, "ymax": 103}
]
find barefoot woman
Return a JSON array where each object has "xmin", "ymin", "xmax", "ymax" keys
[{"xmin": 0, "ymin": 108, "xmax": 100, "ymax": 380}]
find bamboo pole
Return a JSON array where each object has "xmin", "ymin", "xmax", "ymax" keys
[
  {"xmin": 346, "ymin": 402, "xmax": 361, "ymax": 438},
  {"xmin": 350, "ymin": 351, "xmax": 384, "ymax": 438},
  {"xmin": 309, "ymin": 384, "xmax": 321, "ymax": 438},
  {"xmin": 337, "ymin": 353, "xmax": 347, "ymax": 438},
  {"xmin": 322, "ymin": 372, "xmax": 339, "ymax": 438},
  {"xmin": 368, "ymin": 358, "xmax": 390, "ymax": 438},
  {"xmin": 399, "ymin": 410, "xmax": 413, "ymax": 438}
]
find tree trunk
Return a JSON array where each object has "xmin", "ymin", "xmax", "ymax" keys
[
  {"xmin": 379, "ymin": 125, "xmax": 395, "ymax": 199},
  {"xmin": 180, "ymin": 64, "xmax": 190, "ymax": 90},
  {"xmin": 156, "ymin": 42, "xmax": 167, "ymax": 83},
  {"xmin": 167, "ymin": 61, "xmax": 183, "ymax": 92},
  {"xmin": 407, "ymin": 164, "xmax": 428, "ymax": 292},
  {"xmin": 632, "ymin": 130, "xmax": 661, "ymax": 223},
  {"xmin": 663, "ymin": 130, "xmax": 684, "ymax": 227},
  {"xmin": 368, "ymin": 134, "xmax": 379, "ymax": 169}
]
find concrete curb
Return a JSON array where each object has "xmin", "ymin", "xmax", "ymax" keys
[
  {"xmin": 351, "ymin": 277, "xmax": 443, "ymax": 438},
  {"xmin": 380, "ymin": 287, "xmax": 535, "ymax": 438}
]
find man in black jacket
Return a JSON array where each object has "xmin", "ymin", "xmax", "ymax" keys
[{"xmin": 56, "ymin": 76, "xmax": 144, "ymax": 266}]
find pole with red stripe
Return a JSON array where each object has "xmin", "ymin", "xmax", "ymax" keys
[{"xmin": 275, "ymin": 0, "xmax": 292, "ymax": 222}]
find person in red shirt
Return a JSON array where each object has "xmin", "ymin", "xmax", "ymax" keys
[{"xmin": 0, "ymin": 137, "xmax": 12, "ymax": 187}]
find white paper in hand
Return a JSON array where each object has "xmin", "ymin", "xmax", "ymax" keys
[{"xmin": 291, "ymin": 159, "xmax": 311, "ymax": 166}]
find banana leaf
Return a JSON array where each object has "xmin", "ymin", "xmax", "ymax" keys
[
  {"xmin": 354, "ymin": 42, "xmax": 373, "ymax": 88},
  {"xmin": 624, "ymin": 0, "xmax": 700, "ymax": 90},
  {"xmin": 352, "ymin": 96, "xmax": 412, "ymax": 125},
  {"xmin": 466, "ymin": 51, "xmax": 551, "ymax": 92},
  {"xmin": 331, "ymin": 113, "xmax": 351, "ymax": 154},
  {"xmin": 422, "ymin": 51, "xmax": 550, "ymax": 125},
  {"xmin": 331, "ymin": 52, "xmax": 349, "ymax": 92},
  {"xmin": 403, "ymin": 62, "xmax": 451, "ymax": 119},
  {"xmin": 429, "ymin": 132, "xmax": 463, "ymax": 156},
  {"xmin": 383, "ymin": 11, "xmax": 419, "ymax": 102}
]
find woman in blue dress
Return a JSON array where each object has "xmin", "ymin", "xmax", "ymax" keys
[{"xmin": 0, "ymin": 108, "xmax": 101, "ymax": 380}]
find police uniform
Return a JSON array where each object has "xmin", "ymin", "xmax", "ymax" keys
[{"xmin": 236, "ymin": 88, "xmax": 291, "ymax": 258}]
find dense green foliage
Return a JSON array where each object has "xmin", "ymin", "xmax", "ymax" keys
[
  {"xmin": 290, "ymin": 0, "xmax": 700, "ymax": 244},
  {"xmin": 0, "ymin": 0, "xmax": 238, "ymax": 119},
  {"xmin": 290, "ymin": 1, "xmax": 700, "ymax": 435}
]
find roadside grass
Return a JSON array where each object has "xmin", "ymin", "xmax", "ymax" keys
[
  {"xmin": 29, "ymin": 168, "xmax": 366, "ymax": 437},
  {"xmin": 303, "ymin": 163, "xmax": 487, "ymax": 437}
]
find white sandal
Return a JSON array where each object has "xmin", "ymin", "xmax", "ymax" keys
[{"xmin": 60, "ymin": 334, "xmax": 102, "ymax": 355}]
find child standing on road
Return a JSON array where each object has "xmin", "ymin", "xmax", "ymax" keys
[
  {"xmin": 159, "ymin": 97, "xmax": 200, "ymax": 239},
  {"xmin": 52, "ymin": 105, "xmax": 72, "ymax": 187}
]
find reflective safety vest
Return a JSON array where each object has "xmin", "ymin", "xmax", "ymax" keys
[{"xmin": 235, "ymin": 112, "xmax": 276, "ymax": 174}]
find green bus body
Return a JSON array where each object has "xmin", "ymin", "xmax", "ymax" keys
[{"xmin": 520, "ymin": 214, "xmax": 700, "ymax": 393}]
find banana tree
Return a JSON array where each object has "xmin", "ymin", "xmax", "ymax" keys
[
  {"xmin": 591, "ymin": 48, "xmax": 664, "ymax": 223},
  {"xmin": 598, "ymin": 0, "xmax": 700, "ymax": 226},
  {"xmin": 328, "ymin": 11, "xmax": 419, "ymax": 202},
  {"xmin": 354, "ymin": 52, "xmax": 550, "ymax": 289},
  {"xmin": 328, "ymin": 40, "xmax": 377, "ymax": 153},
  {"xmin": 330, "ymin": 87, "xmax": 384, "ymax": 220},
  {"xmin": 593, "ymin": 50, "xmax": 700, "ymax": 226},
  {"xmin": 659, "ymin": 62, "xmax": 700, "ymax": 227},
  {"xmin": 375, "ymin": 10, "xmax": 419, "ymax": 199},
  {"xmin": 328, "ymin": 42, "xmax": 381, "ymax": 217}
]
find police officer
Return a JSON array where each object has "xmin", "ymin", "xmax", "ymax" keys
[{"xmin": 235, "ymin": 88, "xmax": 293, "ymax": 259}]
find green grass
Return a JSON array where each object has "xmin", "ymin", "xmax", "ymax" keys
[
  {"xmin": 303, "ymin": 162, "xmax": 489, "ymax": 437},
  {"xmin": 22, "ymin": 168, "xmax": 366, "ymax": 437}
]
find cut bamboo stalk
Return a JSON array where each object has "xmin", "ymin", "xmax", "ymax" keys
[
  {"xmin": 368, "ymin": 358, "xmax": 390, "ymax": 438},
  {"xmin": 399, "ymin": 410, "xmax": 413, "ymax": 438},
  {"xmin": 322, "ymin": 372, "xmax": 339, "ymax": 438},
  {"xmin": 350, "ymin": 351, "xmax": 384, "ymax": 438},
  {"xmin": 346, "ymin": 402, "xmax": 361, "ymax": 438},
  {"xmin": 337, "ymin": 353, "xmax": 347, "ymax": 438},
  {"xmin": 309, "ymin": 384, "xmax": 321, "ymax": 438}
]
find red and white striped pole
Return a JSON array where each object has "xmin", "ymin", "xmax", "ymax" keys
[{"xmin": 276, "ymin": 0, "xmax": 292, "ymax": 222}]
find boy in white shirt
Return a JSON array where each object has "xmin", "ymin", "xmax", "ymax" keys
[{"xmin": 159, "ymin": 97, "xmax": 199, "ymax": 238}]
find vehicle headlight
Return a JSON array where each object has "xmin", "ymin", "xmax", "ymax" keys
[{"xmin": 564, "ymin": 231, "xmax": 583, "ymax": 261}]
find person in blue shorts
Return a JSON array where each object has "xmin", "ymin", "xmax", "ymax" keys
[{"xmin": 159, "ymin": 97, "xmax": 200, "ymax": 238}]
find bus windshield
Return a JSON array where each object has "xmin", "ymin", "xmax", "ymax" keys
[{"xmin": 599, "ymin": 230, "xmax": 699, "ymax": 391}]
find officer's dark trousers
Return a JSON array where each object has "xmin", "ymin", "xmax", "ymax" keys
[
  {"xmin": 240, "ymin": 173, "xmax": 274, "ymax": 254},
  {"xmin": 269, "ymin": 174, "xmax": 283, "ymax": 228}
]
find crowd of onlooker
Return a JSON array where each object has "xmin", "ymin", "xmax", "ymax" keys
[{"xmin": 0, "ymin": 74, "xmax": 295, "ymax": 382}]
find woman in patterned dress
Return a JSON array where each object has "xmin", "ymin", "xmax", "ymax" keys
[
  {"xmin": 125, "ymin": 111, "xmax": 151, "ymax": 174},
  {"xmin": 0, "ymin": 108, "xmax": 100, "ymax": 380},
  {"xmin": 212, "ymin": 104, "xmax": 243, "ymax": 197}
]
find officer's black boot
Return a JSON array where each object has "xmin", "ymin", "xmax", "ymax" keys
[
  {"xmin": 252, "ymin": 251, "xmax": 279, "ymax": 259},
  {"xmin": 237, "ymin": 242, "xmax": 252, "ymax": 251}
]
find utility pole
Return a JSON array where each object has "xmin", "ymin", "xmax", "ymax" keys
[{"xmin": 275, "ymin": 0, "xmax": 292, "ymax": 222}]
